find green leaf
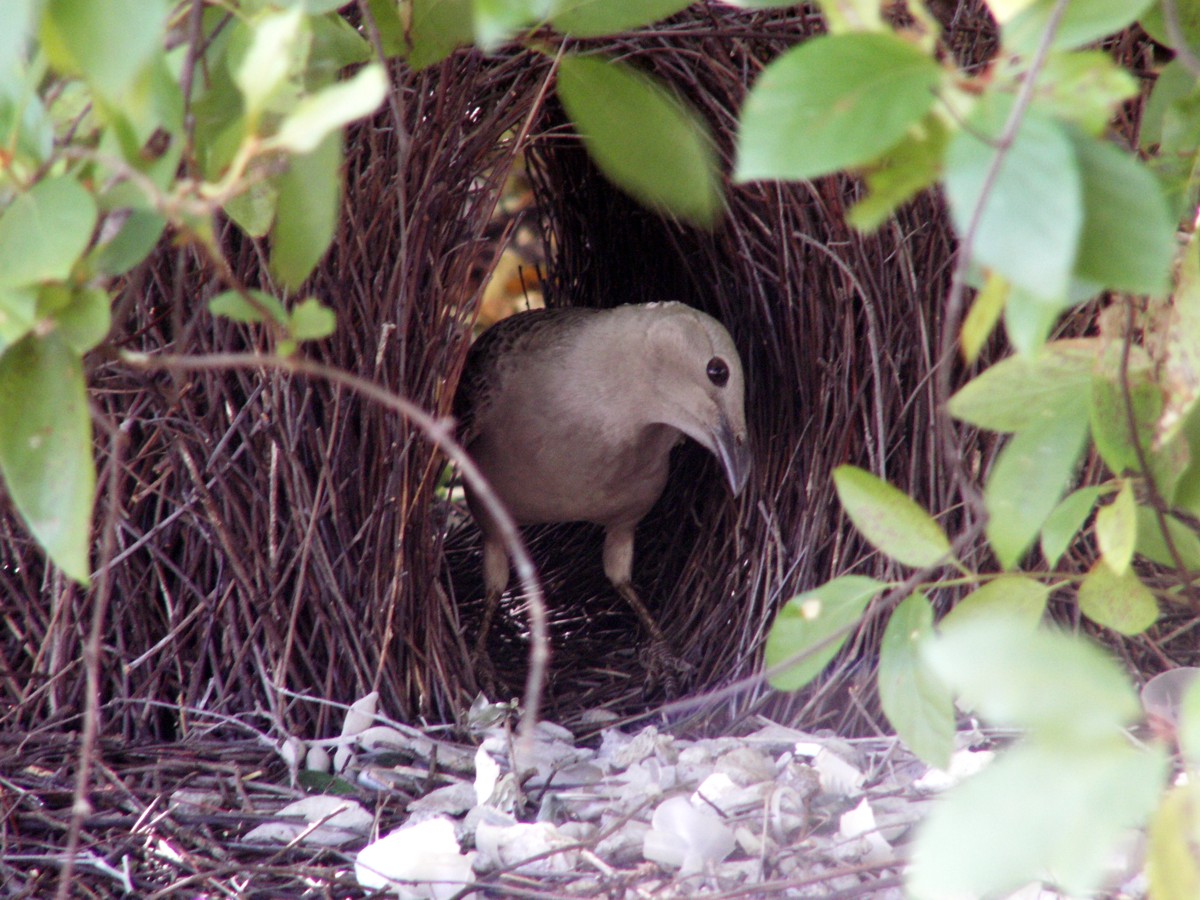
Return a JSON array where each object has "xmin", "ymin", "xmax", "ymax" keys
[
  {"xmin": 1030, "ymin": 51, "xmax": 1138, "ymax": 137},
  {"xmin": 224, "ymin": 180, "xmax": 278, "ymax": 239},
  {"xmin": 960, "ymin": 271, "xmax": 1007, "ymax": 365},
  {"xmin": 939, "ymin": 574, "xmax": 1050, "ymax": 634},
  {"xmin": 1078, "ymin": 561, "xmax": 1158, "ymax": 635},
  {"xmin": 38, "ymin": 286, "xmax": 111, "ymax": 354},
  {"xmin": 233, "ymin": 8, "xmax": 309, "ymax": 123},
  {"xmin": 1147, "ymin": 784, "xmax": 1200, "ymax": 900},
  {"xmin": 879, "ymin": 592, "xmax": 955, "ymax": 769},
  {"xmin": 736, "ymin": 32, "xmax": 942, "ymax": 182},
  {"xmin": 549, "ymin": 0, "xmax": 693, "ymax": 37},
  {"xmin": 1040, "ymin": 485, "xmax": 1104, "ymax": 567},
  {"xmin": 366, "ymin": 0, "xmax": 409, "ymax": 57},
  {"xmin": 1094, "ymin": 479, "xmax": 1136, "ymax": 574},
  {"xmin": 924, "ymin": 615, "xmax": 1144, "ymax": 736},
  {"xmin": 764, "ymin": 575, "xmax": 886, "ymax": 691},
  {"xmin": 289, "ymin": 297, "xmax": 336, "ymax": 341},
  {"xmin": 947, "ymin": 339, "xmax": 1096, "ymax": 432},
  {"xmin": 0, "ymin": 333, "xmax": 94, "ymax": 583},
  {"xmin": 1004, "ymin": 0, "xmax": 1156, "ymax": 52},
  {"xmin": 41, "ymin": 0, "xmax": 167, "ymax": 104},
  {"xmin": 848, "ymin": 115, "xmax": 948, "ymax": 232},
  {"xmin": 1142, "ymin": 0, "xmax": 1200, "ymax": 50},
  {"xmin": 833, "ymin": 465, "xmax": 952, "ymax": 568},
  {"xmin": 1182, "ymin": 677, "xmax": 1200, "ymax": 769},
  {"xmin": 556, "ymin": 55, "xmax": 721, "ymax": 227},
  {"xmin": 1003, "ymin": 284, "xmax": 1068, "ymax": 355},
  {"xmin": 271, "ymin": 131, "xmax": 342, "ymax": 290},
  {"xmin": 1089, "ymin": 368, "xmax": 1162, "ymax": 477},
  {"xmin": 0, "ymin": 287, "xmax": 37, "ymax": 352},
  {"xmin": 408, "ymin": 0, "xmax": 474, "ymax": 70},
  {"xmin": 271, "ymin": 64, "xmax": 387, "ymax": 154},
  {"xmin": 209, "ymin": 290, "xmax": 288, "ymax": 326},
  {"xmin": 473, "ymin": 0, "xmax": 549, "ymax": 51},
  {"xmin": 909, "ymin": 738, "xmax": 1168, "ymax": 899},
  {"xmin": 91, "ymin": 209, "xmax": 166, "ymax": 277},
  {"xmin": 1070, "ymin": 132, "xmax": 1174, "ymax": 297},
  {"xmin": 1134, "ymin": 504, "xmax": 1200, "ymax": 571},
  {"xmin": 0, "ymin": 177, "xmax": 98, "ymax": 288},
  {"xmin": 944, "ymin": 105, "xmax": 1081, "ymax": 302},
  {"xmin": 984, "ymin": 407, "xmax": 1090, "ymax": 569}
]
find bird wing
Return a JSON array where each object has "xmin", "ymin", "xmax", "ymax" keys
[{"xmin": 454, "ymin": 307, "xmax": 596, "ymax": 446}]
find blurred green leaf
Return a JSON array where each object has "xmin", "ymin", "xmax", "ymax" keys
[
  {"xmin": 909, "ymin": 737, "xmax": 1167, "ymax": 898},
  {"xmin": 1078, "ymin": 561, "xmax": 1158, "ymax": 635},
  {"xmin": 41, "ymin": 0, "xmax": 166, "ymax": 104},
  {"xmin": 1133, "ymin": 504, "xmax": 1200, "ymax": 571},
  {"xmin": 271, "ymin": 131, "xmax": 342, "ymax": 290},
  {"xmin": 271, "ymin": 64, "xmax": 386, "ymax": 153},
  {"xmin": 945, "ymin": 104, "xmax": 1080, "ymax": 303},
  {"xmin": 225, "ymin": 181, "xmax": 279, "ymax": 239},
  {"xmin": 365, "ymin": 0, "xmax": 409, "ymax": 57},
  {"xmin": 556, "ymin": 55, "xmax": 721, "ymax": 227},
  {"xmin": 765, "ymin": 575, "xmax": 886, "ymax": 691},
  {"xmin": 408, "ymin": 0, "xmax": 474, "ymax": 69},
  {"xmin": 924, "ymin": 615, "xmax": 1144, "ymax": 736},
  {"xmin": 1031, "ymin": 51, "xmax": 1138, "ymax": 136},
  {"xmin": 1070, "ymin": 132, "xmax": 1174, "ymax": 296},
  {"xmin": 939, "ymin": 574, "xmax": 1049, "ymax": 634},
  {"xmin": 1089, "ymin": 369, "xmax": 1162, "ymax": 477},
  {"xmin": 91, "ymin": 210, "xmax": 166, "ymax": 277},
  {"xmin": 289, "ymin": 297, "xmax": 336, "ymax": 341},
  {"xmin": 38, "ymin": 285, "xmax": 111, "ymax": 354},
  {"xmin": 209, "ymin": 290, "xmax": 288, "ymax": 326},
  {"xmin": 549, "ymin": 0, "xmax": 693, "ymax": 37},
  {"xmin": 1141, "ymin": 0, "xmax": 1200, "ymax": 50},
  {"xmin": 984, "ymin": 406, "xmax": 1089, "ymax": 569},
  {"xmin": 736, "ymin": 32, "xmax": 942, "ymax": 182},
  {"xmin": 1182, "ymin": 678, "xmax": 1200, "ymax": 768},
  {"xmin": 0, "ymin": 333, "xmax": 94, "ymax": 583},
  {"xmin": 1004, "ymin": 0, "xmax": 1155, "ymax": 52},
  {"xmin": 848, "ymin": 115, "xmax": 948, "ymax": 232},
  {"xmin": 234, "ymin": 8, "xmax": 308, "ymax": 123},
  {"xmin": 1094, "ymin": 478, "xmax": 1136, "ymax": 572},
  {"xmin": 947, "ymin": 339, "xmax": 1096, "ymax": 432},
  {"xmin": 833, "ymin": 465, "xmax": 952, "ymax": 568},
  {"xmin": 0, "ymin": 177, "xmax": 97, "ymax": 288},
  {"xmin": 1147, "ymin": 784, "xmax": 1200, "ymax": 900},
  {"xmin": 0, "ymin": 287, "xmax": 37, "ymax": 352},
  {"xmin": 1003, "ymin": 284, "xmax": 1067, "ymax": 355},
  {"xmin": 879, "ymin": 592, "xmax": 954, "ymax": 769},
  {"xmin": 960, "ymin": 271, "xmax": 1007, "ymax": 365},
  {"xmin": 473, "ymin": 0, "xmax": 551, "ymax": 50},
  {"xmin": 1040, "ymin": 485, "xmax": 1104, "ymax": 567}
]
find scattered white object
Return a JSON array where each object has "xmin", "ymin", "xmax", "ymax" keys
[
  {"xmin": 475, "ymin": 819, "xmax": 580, "ymax": 874},
  {"xmin": 837, "ymin": 798, "xmax": 893, "ymax": 865},
  {"xmin": 355, "ymin": 817, "xmax": 476, "ymax": 899},
  {"xmin": 811, "ymin": 748, "xmax": 865, "ymax": 797},
  {"xmin": 279, "ymin": 736, "xmax": 305, "ymax": 768},
  {"xmin": 244, "ymin": 797, "xmax": 371, "ymax": 848},
  {"xmin": 914, "ymin": 747, "xmax": 996, "ymax": 792},
  {"xmin": 342, "ymin": 691, "xmax": 380, "ymax": 738},
  {"xmin": 306, "ymin": 745, "xmax": 331, "ymax": 773},
  {"xmin": 356, "ymin": 725, "xmax": 411, "ymax": 752},
  {"xmin": 643, "ymin": 795, "xmax": 735, "ymax": 876},
  {"xmin": 474, "ymin": 745, "xmax": 501, "ymax": 806}
]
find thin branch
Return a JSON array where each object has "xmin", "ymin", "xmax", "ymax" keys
[{"xmin": 118, "ymin": 350, "xmax": 550, "ymax": 746}]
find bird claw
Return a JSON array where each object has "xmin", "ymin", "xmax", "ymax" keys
[{"xmin": 639, "ymin": 640, "xmax": 694, "ymax": 697}]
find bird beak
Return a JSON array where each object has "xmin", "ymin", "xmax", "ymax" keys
[{"xmin": 713, "ymin": 414, "xmax": 751, "ymax": 498}]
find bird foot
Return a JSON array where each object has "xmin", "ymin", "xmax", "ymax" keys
[{"xmin": 638, "ymin": 640, "xmax": 694, "ymax": 697}]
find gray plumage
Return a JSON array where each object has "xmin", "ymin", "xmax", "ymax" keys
[{"xmin": 457, "ymin": 302, "xmax": 751, "ymax": 667}]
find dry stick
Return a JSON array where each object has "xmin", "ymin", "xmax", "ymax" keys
[
  {"xmin": 120, "ymin": 350, "xmax": 550, "ymax": 746},
  {"xmin": 1118, "ymin": 300, "xmax": 1200, "ymax": 613},
  {"xmin": 54, "ymin": 421, "xmax": 126, "ymax": 900},
  {"xmin": 934, "ymin": 0, "xmax": 1071, "ymax": 527}
]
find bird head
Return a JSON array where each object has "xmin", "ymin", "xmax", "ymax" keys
[{"xmin": 638, "ymin": 304, "xmax": 751, "ymax": 497}]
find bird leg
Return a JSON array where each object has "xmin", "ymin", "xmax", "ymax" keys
[
  {"xmin": 604, "ymin": 526, "xmax": 692, "ymax": 693},
  {"xmin": 471, "ymin": 537, "xmax": 510, "ymax": 694}
]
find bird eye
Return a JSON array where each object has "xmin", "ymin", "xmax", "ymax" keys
[{"xmin": 706, "ymin": 357, "xmax": 730, "ymax": 387}]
